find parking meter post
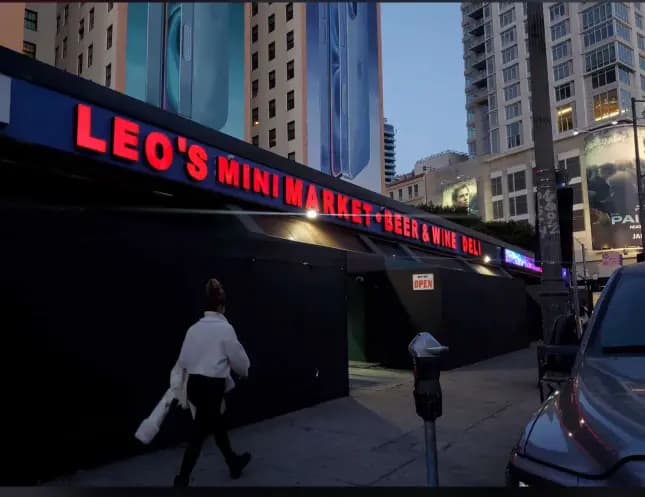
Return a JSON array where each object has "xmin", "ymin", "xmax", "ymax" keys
[
  {"xmin": 424, "ymin": 419, "xmax": 439, "ymax": 487},
  {"xmin": 408, "ymin": 333, "xmax": 448, "ymax": 488}
]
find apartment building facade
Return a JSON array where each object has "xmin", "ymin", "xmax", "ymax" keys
[
  {"xmin": 384, "ymin": 119, "xmax": 396, "ymax": 184},
  {"xmin": 249, "ymin": 2, "xmax": 385, "ymax": 193},
  {"xmin": 0, "ymin": 3, "xmax": 56, "ymax": 65}
]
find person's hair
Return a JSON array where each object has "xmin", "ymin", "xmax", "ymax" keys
[
  {"xmin": 205, "ymin": 278, "xmax": 226, "ymax": 312},
  {"xmin": 452, "ymin": 184, "xmax": 469, "ymax": 203}
]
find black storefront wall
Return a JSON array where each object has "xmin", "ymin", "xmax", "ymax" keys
[
  {"xmin": 1, "ymin": 205, "xmax": 348, "ymax": 484},
  {"xmin": 352, "ymin": 262, "xmax": 529, "ymax": 370}
]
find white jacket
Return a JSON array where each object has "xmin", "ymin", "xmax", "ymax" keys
[{"xmin": 135, "ymin": 313, "xmax": 249, "ymax": 445}]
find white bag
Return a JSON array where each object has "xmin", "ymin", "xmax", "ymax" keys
[{"xmin": 134, "ymin": 389, "xmax": 175, "ymax": 445}]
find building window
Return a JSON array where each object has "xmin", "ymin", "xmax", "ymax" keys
[
  {"xmin": 252, "ymin": 25, "xmax": 258, "ymax": 43},
  {"xmin": 269, "ymin": 99, "xmax": 276, "ymax": 119},
  {"xmin": 286, "ymin": 2, "xmax": 293, "ymax": 21},
  {"xmin": 491, "ymin": 177, "xmax": 503, "ymax": 197},
  {"xmin": 505, "ymin": 102, "xmax": 522, "ymax": 120},
  {"xmin": 502, "ymin": 45, "xmax": 518, "ymax": 65},
  {"xmin": 287, "ymin": 120, "xmax": 295, "ymax": 141},
  {"xmin": 551, "ymin": 19, "xmax": 570, "ymax": 41},
  {"xmin": 287, "ymin": 60, "xmax": 295, "ymax": 80},
  {"xmin": 553, "ymin": 60, "xmax": 573, "ymax": 81},
  {"xmin": 582, "ymin": 2, "xmax": 612, "ymax": 30},
  {"xmin": 491, "ymin": 128, "xmax": 500, "ymax": 154},
  {"xmin": 486, "ymin": 56, "xmax": 495, "ymax": 75},
  {"xmin": 55, "ymin": 45, "xmax": 59, "ymax": 62},
  {"xmin": 549, "ymin": 3, "xmax": 566, "ymax": 21},
  {"xmin": 508, "ymin": 170, "xmax": 527, "ymax": 193},
  {"xmin": 591, "ymin": 66, "xmax": 616, "ymax": 89},
  {"xmin": 105, "ymin": 64, "xmax": 112, "ymax": 87},
  {"xmin": 500, "ymin": 8, "xmax": 515, "ymax": 28},
  {"xmin": 616, "ymin": 21, "xmax": 632, "ymax": 43},
  {"xmin": 555, "ymin": 81, "xmax": 574, "ymax": 101},
  {"xmin": 585, "ymin": 43, "xmax": 616, "ymax": 72},
  {"xmin": 617, "ymin": 43, "xmax": 634, "ymax": 67},
  {"xmin": 614, "ymin": 3, "xmax": 629, "ymax": 23},
  {"xmin": 560, "ymin": 156, "xmax": 581, "ymax": 178},
  {"xmin": 583, "ymin": 20, "xmax": 614, "ymax": 48},
  {"xmin": 88, "ymin": 44, "xmax": 93, "ymax": 67},
  {"xmin": 268, "ymin": 42, "xmax": 276, "ymax": 61},
  {"xmin": 107, "ymin": 25, "xmax": 113, "ymax": 50},
  {"xmin": 63, "ymin": 37, "xmax": 68, "ymax": 58},
  {"xmin": 252, "ymin": 2, "xmax": 258, "ymax": 16},
  {"xmin": 64, "ymin": 5, "xmax": 69, "ymax": 25},
  {"xmin": 556, "ymin": 104, "xmax": 575, "ymax": 133},
  {"xmin": 641, "ymin": 74, "xmax": 645, "ymax": 93},
  {"xmin": 269, "ymin": 128, "xmax": 277, "ymax": 148},
  {"xmin": 641, "ymin": 55, "xmax": 645, "ymax": 71},
  {"xmin": 268, "ymin": 14, "xmax": 275, "ymax": 33},
  {"xmin": 493, "ymin": 199, "xmax": 504, "ymax": 220},
  {"xmin": 573, "ymin": 210, "xmax": 586, "ymax": 233},
  {"xmin": 500, "ymin": 27, "xmax": 516, "ymax": 47},
  {"xmin": 509, "ymin": 195, "xmax": 528, "ymax": 216},
  {"xmin": 287, "ymin": 90, "xmax": 295, "ymax": 110},
  {"xmin": 593, "ymin": 89, "xmax": 619, "ymax": 121},
  {"xmin": 638, "ymin": 35, "xmax": 645, "ymax": 51},
  {"xmin": 489, "ymin": 93, "xmax": 497, "ymax": 110},
  {"xmin": 489, "ymin": 110, "xmax": 498, "ymax": 127},
  {"xmin": 502, "ymin": 64, "xmax": 519, "ymax": 83},
  {"xmin": 24, "ymin": 9, "xmax": 38, "ymax": 31},
  {"xmin": 288, "ymin": 152, "xmax": 295, "ymax": 161},
  {"xmin": 252, "ymin": 52, "xmax": 258, "ymax": 71},
  {"xmin": 77, "ymin": 53, "xmax": 83, "ymax": 75},
  {"xmin": 506, "ymin": 121, "xmax": 523, "ymax": 149},
  {"xmin": 269, "ymin": 70, "xmax": 276, "ymax": 89},
  {"xmin": 552, "ymin": 40, "xmax": 571, "ymax": 61},
  {"xmin": 252, "ymin": 135, "xmax": 259, "ymax": 146},
  {"xmin": 90, "ymin": 8, "xmax": 95, "ymax": 30},
  {"xmin": 398, "ymin": 189, "xmax": 403, "ymax": 201},
  {"xmin": 57, "ymin": 15, "xmax": 61, "ymax": 34},
  {"xmin": 504, "ymin": 83, "xmax": 520, "ymax": 101},
  {"xmin": 287, "ymin": 30, "xmax": 294, "ymax": 50},
  {"xmin": 620, "ymin": 88, "xmax": 631, "ymax": 114},
  {"xmin": 618, "ymin": 66, "xmax": 631, "ymax": 85},
  {"xmin": 408, "ymin": 186, "xmax": 413, "ymax": 198},
  {"xmin": 252, "ymin": 107, "xmax": 259, "ymax": 124},
  {"xmin": 108, "ymin": 2, "xmax": 114, "ymax": 12},
  {"xmin": 22, "ymin": 41, "xmax": 36, "ymax": 59},
  {"xmin": 79, "ymin": 18, "xmax": 85, "ymax": 41},
  {"xmin": 252, "ymin": 79, "xmax": 258, "ymax": 97},
  {"xmin": 637, "ymin": 13, "xmax": 644, "ymax": 30},
  {"xmin": 414, "ymin": 184, "xmax": 419, "ymax": 197}
]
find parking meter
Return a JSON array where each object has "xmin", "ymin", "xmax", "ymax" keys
[{"xmin": 408, "ymin": 332, "xmax": 448, "ymax": 487}]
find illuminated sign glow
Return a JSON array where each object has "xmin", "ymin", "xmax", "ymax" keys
[
  {"xmin": 504, "ymin": 249, "xmax": 543, "ymax": 273},
  {"xmin": 72, "ymin": 103, "xmax": 489, "ymax": 256}
]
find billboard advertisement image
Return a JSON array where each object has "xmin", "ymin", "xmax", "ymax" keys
[
  {"xmin": 583, "ymin": 126, "xmax": 645, "ymax": 250},
  {"xmin": 306, "ymin": 2, "xmax": 383, "ymax": 193},
  {"xmin": 442, "ymin": 178, "xmax": 480, "ymax": 216},
  {"xmin": 125, "ymin": 3, "xmax": 245, "ymax": 139}
]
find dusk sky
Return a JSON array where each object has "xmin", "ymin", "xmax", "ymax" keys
[{"xmin": 381, "ymin": 3, "xmax": 467, "ymax": 176}]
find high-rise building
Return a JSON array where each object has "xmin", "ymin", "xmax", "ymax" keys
[
  {"xmin": 463, "ymin": 1, "xmax": 645, "ymax": 158},
  {"xmin": 383, "ymin": 119, "xmax": 396, "ymax": 184},
  {"xmin": 0, "ymin": 3, "xmax": 57, "ymax": 65},
  {"xmin": 249, "ymin": 2, "xmax": 385, "ymax": 193}
]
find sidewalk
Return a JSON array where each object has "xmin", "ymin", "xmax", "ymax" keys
[{"xmin": 51, "ymin": 344, "xmax": 540, "ymax": 487}]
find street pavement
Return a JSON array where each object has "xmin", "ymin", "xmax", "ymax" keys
[{"xmin": 50, "ymin": 344, "xmax": 540, "ymax": 487}]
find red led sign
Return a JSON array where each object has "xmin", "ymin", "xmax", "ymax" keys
[{"xmin": 73, "ymin": 103, "xmax": 488, "ymax": 257}]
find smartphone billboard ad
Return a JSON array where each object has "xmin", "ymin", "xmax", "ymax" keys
[
  {"xmin": 125, "ymin": 3, "xmax": 245, "ymax": 140},
  {"xmin": 441, "ymin": 178, "xmax": 480, "ymax": 216},
  {"xmin": 583, "ymin": 126, "xmax": 645, "ymax": 250},
  {"xmin": 306, "ymin": 2, "xmax": 384, "ymax": 193}
]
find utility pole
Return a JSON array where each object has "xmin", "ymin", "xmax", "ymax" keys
[{"xmin": 527, "ymin": 2, "xmax": 570, "ymax": 344}]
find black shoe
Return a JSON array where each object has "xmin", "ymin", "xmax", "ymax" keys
[
  {"xmin": 228, "ymin": 452, "xmax": 252, "ymax": 480},
  {"xmin": 173, "ymin": 475, "xmax": 189, "ymax": 487}
]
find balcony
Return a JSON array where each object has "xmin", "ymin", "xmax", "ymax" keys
[
  {"xmin": 463, "ymin": 2, "xmax": 484, "ymax": 19},
  {"xmin": 466, "ymin": 86, "xmax": 489, "ymax": 106},
  {"xmin": 468, "ymin": 17, "xmax": 485, "ymax": 36},
  {"xmin": 471, "ymin": 51, "xmax": 487, "ymax": 70}
]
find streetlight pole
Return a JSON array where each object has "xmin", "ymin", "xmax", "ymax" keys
[
  {"xmin": 630, "ymin": 97, "xmax": 645, "ymax": 254},
  {"xmin": 527, "ymin": 2, "xmax": 570, "ymax": 344}
]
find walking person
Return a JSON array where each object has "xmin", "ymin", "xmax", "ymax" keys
[{"xmin": 173, "ymin": 278, "xmax": 252, "ymax": 487}]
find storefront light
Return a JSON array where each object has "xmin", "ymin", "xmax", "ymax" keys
[
  {"xmin": 483, "ymin": 255, "xmax": 491, "ymax": 264},
  {"xmin": 305, "ymin": 209, "xmax": 318, "ymax": 220}
]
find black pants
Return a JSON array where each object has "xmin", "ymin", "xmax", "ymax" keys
[{"xmin": 177, "ymin": 375, "xmax": 236, "ymax": 479}]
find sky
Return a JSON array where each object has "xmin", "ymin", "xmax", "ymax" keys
[{"xmin": 380, "ymin": 3, "xmax": 467, "ymax": 176}]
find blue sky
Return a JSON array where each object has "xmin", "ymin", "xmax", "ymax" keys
[{"xmin": 381, "ymin": 3, "xmax": 467, "ymax": 175}]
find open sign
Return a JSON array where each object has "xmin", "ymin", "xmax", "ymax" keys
[{"xmin": 412, "ymin": 273, "xmax": 435, "ymax": 291}]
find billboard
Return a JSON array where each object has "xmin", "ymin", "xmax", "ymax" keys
[
  {"xmin": 583, "ymin": 127, "xmax": 644, "ymax": 250},
  {"xmin": 125, "ymin": 3, "xmax": 245, "ymax": 139},
  {"xmin": 441, "ymin": 178, "xmax": 480, "ymax": 216},
  {"xmin": 306, "ymin": 3, "xmax": 384, "ymax": 193}
]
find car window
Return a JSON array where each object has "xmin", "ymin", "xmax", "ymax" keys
[{"xmin": 588, "ymin": 273, "xmax": 645, "ymax": 354}]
